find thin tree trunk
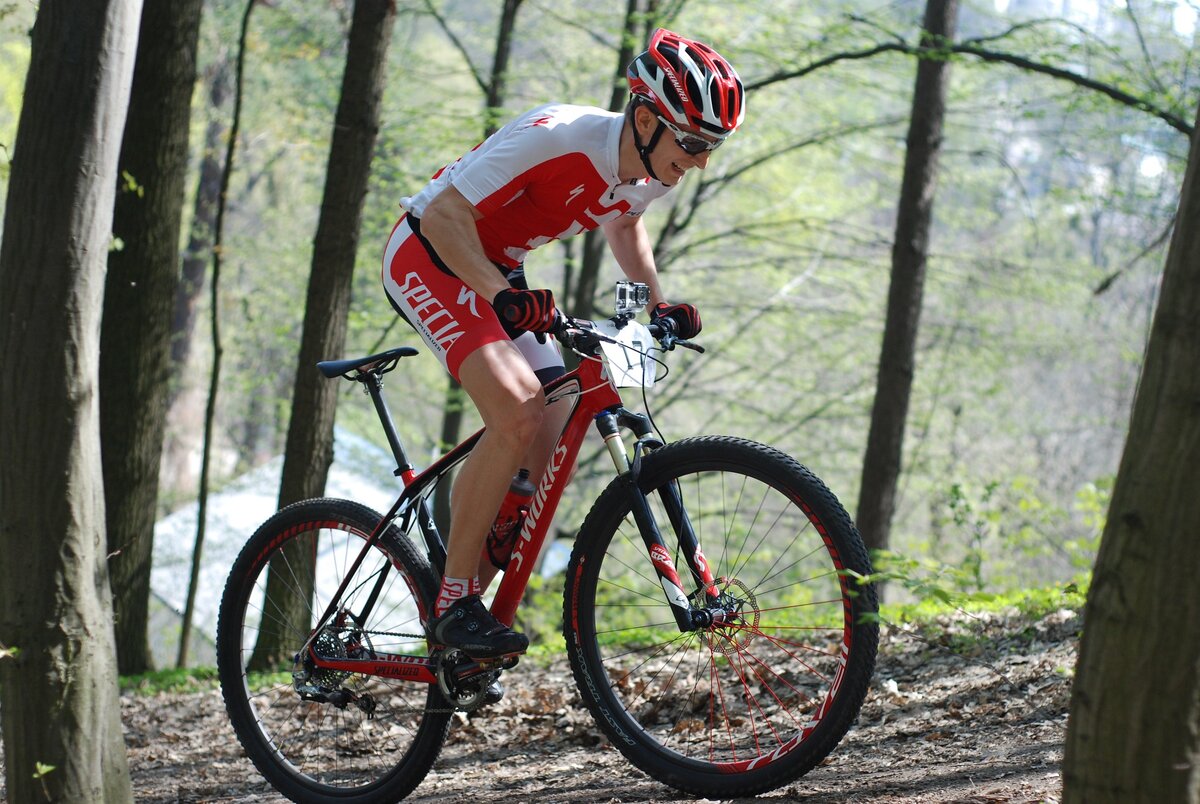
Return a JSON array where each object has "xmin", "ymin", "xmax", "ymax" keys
[
  {"xmin": 249, "ymin": 0, "xmax": 397, "ymax": 671},
  {"xmin": 160, "ymin": 59, "xmax": 232, "ymax": 501},
  {"xmin": 178, "ymin": 0, "xmax": 256, "ymax": 668},
  {"xmin": 0, "ymin": 0, "xmax": 140, "ymax": 800},
  {"xmin": 101, "ymin": 0, "xmax": 204, "ymax": 677},
  {"xmin": 1063, "ymin": 99, "xmax": 1200, "ymax": 803},
  {"xmin": 855, "ymin": 0, "xmax": 959, "ymax": 555},
  {"xmin": 171, "ymin": 57, "xmax": 232, "ymax": 381}
]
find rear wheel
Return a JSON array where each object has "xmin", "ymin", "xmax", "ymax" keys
[
  {"xmin": 216, "ymin": 498, "xmax": 450, "ymax": 803},
  {"xmin": 564, "ymin": 437, "xmax": 878, "ymax": 797}
]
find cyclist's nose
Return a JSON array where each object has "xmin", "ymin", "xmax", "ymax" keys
[{"xmin": 689, "ymin": 150, "xmax": 711, "ymax": 169}]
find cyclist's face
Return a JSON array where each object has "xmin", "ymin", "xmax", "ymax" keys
[
  {"xmin": 658, "ymin": 136, "xmax": 711, "ymax": 184},
  {"xmin": 635, "ymin": 107, "xmax": 715, "ymax": 185}
]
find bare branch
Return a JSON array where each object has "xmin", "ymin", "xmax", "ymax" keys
[
  {"xmin": 420, "ymin": 0, "xmax": 488, "ymax": 95},
  {"xmin": 745, "ymin": 42, "xmax": 909, "ymax": 93},
  {"xmin": 526, "ymin": 1, "xmax": 615, "ymax": 50},
  {"xmin": 1093, "ymin": 213, "xmax": 1177, "ymax": 295},
  {"xmin": 950, "ymin": 42, "xmax": 1192, "ymax": 135},
  {"xmin": 1123, "ymin": 0, "xmax": 1168, "ymax": 97},
  {"xmin": 746, "ymin": 38, "xmax": 1193, "ymax": 137}
]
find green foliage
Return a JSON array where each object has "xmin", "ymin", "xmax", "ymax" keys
[
  {"xmin": 119, "ymin": 169, "xmax": 144, "ymax": 198},
  {"xmin": 0, "ymin": 0, "xmax": 1186, "ymax": 610},
  {"xmin": 868, "ymin": 546, "xmax": 1089, "ymax": 621},
  {"xmin": 1069, "ymin": 476, "xmax": 1112, "ymax": 566},
  {"xmin": 120, "ymin": 666, "xmax": 220, "ymax": 696}
]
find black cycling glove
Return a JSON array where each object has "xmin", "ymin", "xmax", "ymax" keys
[
  {"xmin": 651, "ymin": 302, "xmax": 702, "ymax": 340},
  {"xmin": 492, "ymin": 287, "xmax": 558, "ymax": 340}
]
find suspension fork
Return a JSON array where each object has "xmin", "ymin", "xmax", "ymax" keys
[{"xmin": 595, "ymin": 409, "xmax": 719, "ymax": 632}]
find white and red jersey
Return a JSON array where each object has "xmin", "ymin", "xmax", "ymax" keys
[{"xmin": 401, "ymin": 103, "xmax": 673, "ymax": 269}]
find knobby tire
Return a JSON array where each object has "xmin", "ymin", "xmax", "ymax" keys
[{"xmin": 216, "ymin": 498, "xmax": 450, "ymax": 803}]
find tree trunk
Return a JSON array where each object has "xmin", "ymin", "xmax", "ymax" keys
[
  {"xmin": 1062, "ymin": 100, "xmax": 1200, "ymax": 803},
  {"xmin": 160, "ymin": 57, "xmax": 232, "ymax": 501},
  {"xmin": 249, "ymin": 0, "xmax": 397, "ymax": 671},
  {"xmin": 177, "ymin": 0, "xmax": 257, "ymax": 669},
  {"xmin": 569, "ymin": 0, "xmax": 653, "ymax": 319},
  {"xmin": 854, "ymin": 0, "xmax": 958, "ymax": 555},
  {"xmin": 0, "ymin": 0, "xmax": 140, "ymax": 801},
  {"xmin": 101, "ymin": 0, "xmax": 204, "ymax": 677},
  {"xmin": 171, "ymin": 56, "xmax": 232, "ymax": 381}
]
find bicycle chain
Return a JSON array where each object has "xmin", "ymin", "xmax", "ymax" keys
[{"xmin": 322, "ymin": 630, "xmax": 505, "ymax": 715}]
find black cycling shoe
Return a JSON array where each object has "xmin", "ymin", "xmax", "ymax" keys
[{"xmin": 427, "ymin": 595, "xmax": 529, "ymax": 659}]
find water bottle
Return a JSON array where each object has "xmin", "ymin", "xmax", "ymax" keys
[{"xmin": 484, "ymin": 468, "xmax": 535, "ymax": 570}]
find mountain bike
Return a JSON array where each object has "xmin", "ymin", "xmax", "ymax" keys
[{"xmin": 216, "ymin": 282, "xmax": 879, "ymax": 803}]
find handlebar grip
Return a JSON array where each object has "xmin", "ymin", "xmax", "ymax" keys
[{"xmin": 647, "ymin": 319, "xmax": 676, "ymax": 339}]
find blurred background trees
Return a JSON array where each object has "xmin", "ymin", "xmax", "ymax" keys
[{"xmin": 0, "ymin": 0, "xmax": 1193, "ymax": 664}]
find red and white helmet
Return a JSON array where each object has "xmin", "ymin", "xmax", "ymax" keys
[{"xmin": 627, "ymin": 28, "xmax": 745, "ymax": 138}]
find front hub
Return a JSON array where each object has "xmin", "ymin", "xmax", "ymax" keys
[{"xmin": 692, "ymin": 577, "xmax": 759, "ymax": 653}]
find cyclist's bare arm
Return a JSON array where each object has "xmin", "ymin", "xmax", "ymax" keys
[
  {"xmin": 420, "ymin": 185, "xmax": 511, "ymax": 301},
  {"xmin": 602, "ymin": 214, "xmax": 668, "ymax": 308}
]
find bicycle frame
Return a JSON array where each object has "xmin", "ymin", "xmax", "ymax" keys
[{"xmin": 305, "ymin": 324, "xmax": 720, "ymax": 685}]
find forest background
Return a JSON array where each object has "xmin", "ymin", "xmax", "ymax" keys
[{"xmin": 0, "ymin": 0, "xmax": 1194, "ymax": 646}]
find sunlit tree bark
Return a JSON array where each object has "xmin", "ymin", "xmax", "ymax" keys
[
  {"xmin": 1063, "ymin": 99, "xmax": 1200, "ymax": 804},
  {"xmin": 0, "ymin": 0, "xmax": 140, "ymax": 799}
]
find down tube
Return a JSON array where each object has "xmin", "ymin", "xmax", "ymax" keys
[{"xmin": 490, "ymin": 391, "xmax": 594, "ymax": 626}]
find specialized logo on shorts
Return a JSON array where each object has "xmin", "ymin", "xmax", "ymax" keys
[
  {"xmin": 396, "ymin": 272, "xmax": 464, "ymax": 353},
  {"xmin": 456, "ymin": 286, "xmax": 481, "ymax": 318}
]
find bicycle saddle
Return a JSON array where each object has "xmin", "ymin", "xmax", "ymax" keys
[{"xmin": 317, "ymin": 346, "xmax": 419, "ymax": 378}]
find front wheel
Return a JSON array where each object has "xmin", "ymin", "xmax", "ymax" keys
[
  {"xmin": 564, "ymin": 436, "xmax": 878, "ymax": 798},
  {"xmin": 216, "ymin": 498, "xmax": 451, "ymax": 803}
]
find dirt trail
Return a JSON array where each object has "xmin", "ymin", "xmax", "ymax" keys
[{"xmin": 111, "ymin": 606, "xmax": 1074, "ymax": 803}]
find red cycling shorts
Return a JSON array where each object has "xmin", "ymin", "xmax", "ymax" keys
[{"xmin": 381, "ymin": 215, "xmax": 563, "ymax": 381}]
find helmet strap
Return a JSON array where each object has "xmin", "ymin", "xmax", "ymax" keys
[{"xmin": 629, "ymin": 102, "xmax": 667, "ymax": 183}]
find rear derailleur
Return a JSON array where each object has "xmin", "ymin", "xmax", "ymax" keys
[{"xmin": 290, "ymin": 625, "xmax": 377, "ymax": 718}]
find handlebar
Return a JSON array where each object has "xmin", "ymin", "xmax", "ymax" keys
[
  {"xmin": 646, "ymin": 318, "xmax": 705, "ymax": 353},
  {"xmin": 548, "ymin": 312, "xmax": 704, "ymax": 355}
]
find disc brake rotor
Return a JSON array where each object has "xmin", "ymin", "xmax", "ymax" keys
[{"xmin": 699, "ymin": 577, "xmax": 759, "ymax": 655}]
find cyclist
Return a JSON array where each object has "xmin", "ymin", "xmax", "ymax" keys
[{"xmin": 382, "ymin": 28, "xmax": 745, "ymax": 659}]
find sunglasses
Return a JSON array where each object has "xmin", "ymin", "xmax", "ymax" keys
[{"xmin": 656, "ymin": 115, "xmax": 725, "ymax": 155}]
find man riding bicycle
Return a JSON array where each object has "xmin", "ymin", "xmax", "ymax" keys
[{"xmin": 382, "ymin": 28, "xmax": 746, "ymax": 660}]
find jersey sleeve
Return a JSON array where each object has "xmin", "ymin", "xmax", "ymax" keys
[{"xmin": 450, "ymin": 114, "xmax": 575, "ymax": 217}]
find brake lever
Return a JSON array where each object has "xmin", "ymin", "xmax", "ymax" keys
[{"xmin": 655, "ymin": 330, "xmax": 704, "ymax": 354}]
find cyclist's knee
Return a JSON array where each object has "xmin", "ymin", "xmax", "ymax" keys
[{"xmin": 504, "ymin": 388, "xmax": 545, "ymax": 446}]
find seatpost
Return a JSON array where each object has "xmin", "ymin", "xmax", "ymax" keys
[{"xmin": 362, "ymin": 372, "xmax": 414, "ymax": 478}]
